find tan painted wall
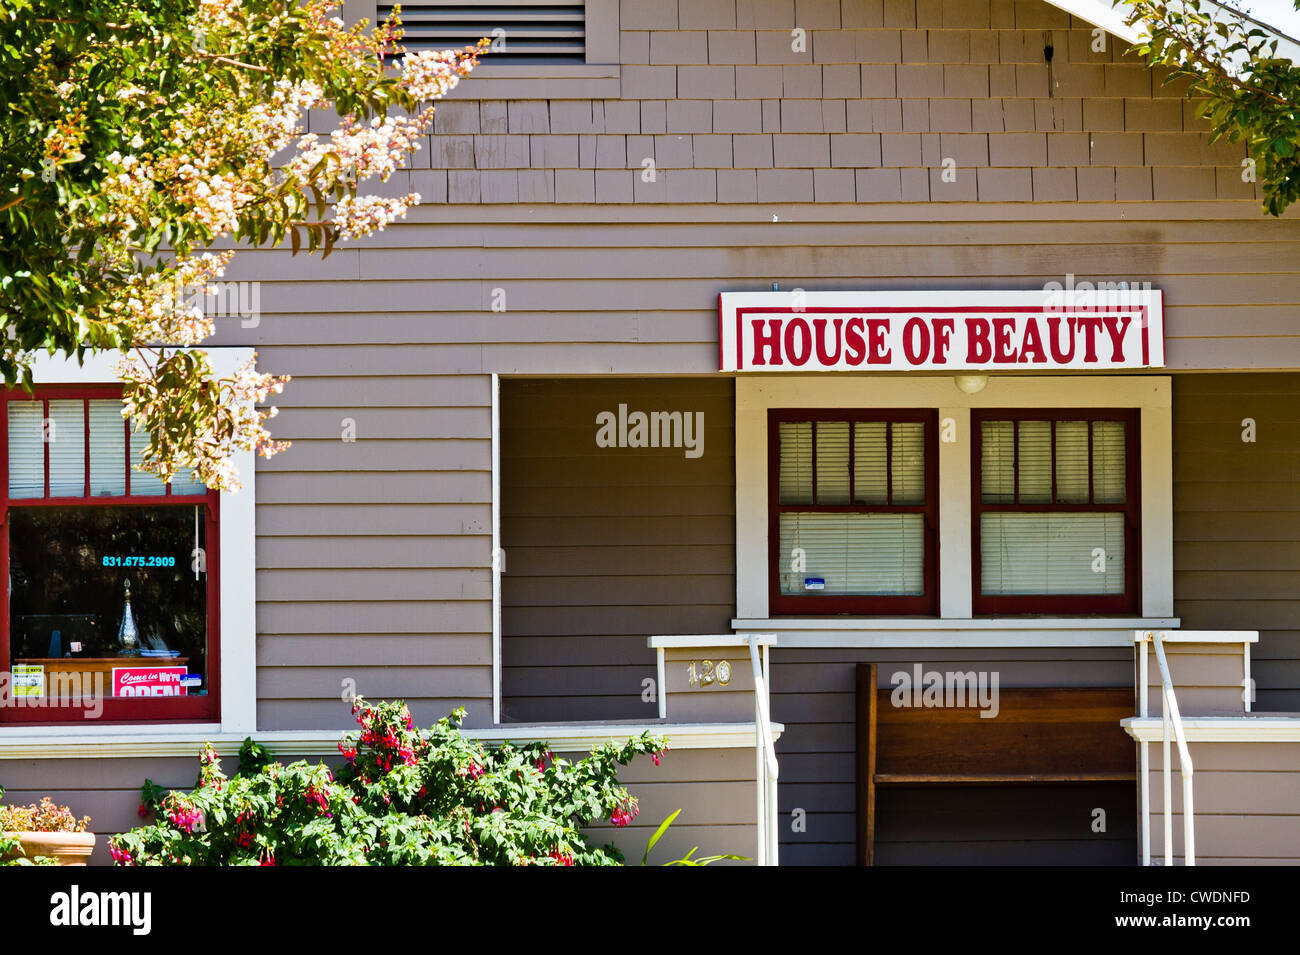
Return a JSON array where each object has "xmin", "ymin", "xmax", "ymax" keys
[
  {"xmin": 1147, "ymin": 741, "xmax": 1300, "ymax": 865},
  {"xmin": 1173, "ymin": 374, "xmax": 1300, "ymax": 712}
]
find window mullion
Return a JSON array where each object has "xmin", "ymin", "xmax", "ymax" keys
[
  {"xmin": 1087, "ymin": 420, "xmax": 1094, "ymax": 504},
  {"xmin": 848, "ymin": 418, "xmax": 855, "ymax": 505},
  {"xmin": 123, "ymin": 415, "xmax": 130, "ymax": 497},
  {"xmin": 810, "ymin": 421, "xmax": 818, "ymax": 505},
  {"xmin": 1050, "ymin": 420, "xmax": 1057, "ymax": 505},
  {"xmin": 42, "ymin": 398, "xmax": 49, "ymax": 499},
  {"xmin": 885, "ymin": 421, "xmax": 893, "ymax": 506},
  {"xmin": 1012, "ymin": 419, "xmax": 1019, "ymax": 504},
  {"xmin": 82, "ymin": 399, "xmax": 90, "ymax": 499}
]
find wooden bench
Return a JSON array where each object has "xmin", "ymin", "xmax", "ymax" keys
[{"xmin": 855, "ymin": 663, "xmax": 1136, "ymax": 865}]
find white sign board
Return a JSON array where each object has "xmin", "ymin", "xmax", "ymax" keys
[{"xmin": 718, "ymin": 289, "xmax": 1164, "ymax": 372}]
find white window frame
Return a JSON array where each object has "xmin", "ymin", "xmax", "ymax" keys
[
  {"xmin": 733, "ymin": 374, "xmax": 1177, "ymax": 647},
  {"xmin": 1, "ymin": 350, "xmax": 257, "ymax": 737}
]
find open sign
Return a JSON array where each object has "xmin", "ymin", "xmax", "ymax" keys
[{"xmin": 112, "ymin": 666, "xmax": 189, "ymax": 697}]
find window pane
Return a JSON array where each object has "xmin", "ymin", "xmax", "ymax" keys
[
  {"xmin": 47, "ymin": 399, "xmax": 86, "ymax": 497},
  {"xmin": 89, "ymin": 400, "xmax": 127, "ymax": 497},
  {"xmin": 891, "ymin": 422, "xmax": 925, "ymax": 505},
  {"xmin": 1054, "ymin": 420, "xmax": 1090, "ymax": 503},
  {"xmin": 170, "ymin": 466, "xmax": 207, "ymax": 496},
  {"xmin": 779, "ymin": 511, "xmax": 924, "ymax": 596},
  {"xmin": 8, "ymin": 506, "xmax": 208, "ymax": 701},
  {"xmin": 853, "ymin": 421, "xmax": 887, "ymax": 505},
  {"xmin": 778, "ymin": 422, "xmax": 813, "ymax": 505},
  {"xmin": 815, "ymin": 421, "xmax": 850, "ymax": 505},
  {"xmin": 129, "ymin": 423, "xmax": 167, "ymax": 496},
  {"xmin": 8, "ymin": 401, "xmax": 44, "ymax": 499},
  {"xmin": 981, "ymin": 512, "xmax": 1125, "ymax": 595},
  {"xmin": 1017, "ymin": 420, "xmax": 1051, "ymax": 503},
  {"xmin": 980, "ymin": 421, "xmax": 1014, "ymax": 503},
  {"xmin": 1092, "ymin": 421, "xmax": 1126, "ymax": 504}
]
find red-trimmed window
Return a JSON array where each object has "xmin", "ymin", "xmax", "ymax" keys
[
  {"xmin": 769, "ymin": 410, "xmax": 937, "ymax": 615},
  {"xmin": 972, "ymin": 409, "xmax": 1140, "ymax": 615},
  {"xmin": 1, "ymin": 386, "xmax": 218, "ymax": 724}
]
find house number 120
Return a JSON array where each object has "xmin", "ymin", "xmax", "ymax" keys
[{"xmin": 687, "ymin": 660, "xmax": 732, "ymax": 687}]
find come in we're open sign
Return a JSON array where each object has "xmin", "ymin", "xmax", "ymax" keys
[{"xmin": 718, "ymin": 289, "xmax": 1164, "ymax": 372}]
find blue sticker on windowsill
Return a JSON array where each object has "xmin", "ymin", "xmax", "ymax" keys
[{"xmin": 804, "ymin": 578, "xmax": 825, "ymax": 591}]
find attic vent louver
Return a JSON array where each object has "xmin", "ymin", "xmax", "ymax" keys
[{"xmin": 380, "ymin": 2, "xmax": 586, "ymax": 65}]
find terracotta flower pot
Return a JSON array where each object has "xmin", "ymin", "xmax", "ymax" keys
[{"xmin": 2, "ymin": 831, "xmax": 96, "ymax": 866}]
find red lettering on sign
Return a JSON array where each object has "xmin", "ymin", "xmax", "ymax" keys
[
  {"xmin": 902, "ymin": 316, "xmax": 929, "ymax": 365},
  {"xmin": 1019, "ymin": 317, "xmax": 1047, "ymax": 363},
  {"xmin": 1103, "ymin": 314, "xmax": 1131, "ymax": 362},
  {"xmin": 844, "ymin": 317, "xmax": 866, "ymax": 366},
  {"xmin": 991, "ymin": 317, "xmax": 1017, "ymax": 363},
  {"xmin": 784, "ymin": 318, "xmax": 812, "ymax": 366},
  {"xmin": 1047, "ymin": 316, "xmax": 1076, "ymax": 363},
  {"xmin": 932, "ymin": 319, "xmax": 954, "ymax": 365},
  {"xmin": 813, "ymin": 318, "xmax": 843, "ymax": 365},
  {"xmin": 751, "ymin": 318, "xmax": 782, "ymax": 366},
  {"xmin": 1076, "ymin": 316, "xmax": 1104, "ymax": 363},
  {"xmin": 866, "ymin": 319, "xmax": 891, "ymax": 363},
  {"xmin": 966, "ymin": 317, "xmax": 992, "ymax": 363}
]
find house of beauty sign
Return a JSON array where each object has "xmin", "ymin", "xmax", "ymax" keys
[{"xmin": 718, "ymin": 289, "xmax": 1164, "ymax": 372}]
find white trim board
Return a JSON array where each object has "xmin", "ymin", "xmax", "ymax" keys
[
  {"xmin": 9, "ymin": 351, "xmax": 259, "ymax": 737},
  {"xmin": 735, "ymin": 374, "xmax": 1175, "ymax": 628},
  {"xmin": 0, "ymin": 721, "xmax": 784, "ymax": 760},
  {"xmin": 732, "ymin": 617, "xmax": 1180, "ymax": 648},
  {"xmin": 1123, "ymin": 717, "xmax": 1300, "ymax": 743}
]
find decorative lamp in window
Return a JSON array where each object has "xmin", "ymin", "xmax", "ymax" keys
[
  {"xmin": 1, "ymin": 386, "xmax": 218, "ymax": 723},
  {"xmin": 769, "ymin": 410, "xmax": 938, "ymax": 615},
  {"xmin": 972, "ymin": 409, "xmax": 1140, "ymax": 615}
]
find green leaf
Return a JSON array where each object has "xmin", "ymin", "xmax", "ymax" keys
[{"xmin": 641, "ymin": 808, "xmax": 681, "ymax": 865}]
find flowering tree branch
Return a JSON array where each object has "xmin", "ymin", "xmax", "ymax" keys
[
  {"xmin": 1123, "ymin": 0, "xmax": 1300, "ymax": 214},
  {"xmin": 0, "ymin": 0, "xmax": 487, "ymax": 489}
]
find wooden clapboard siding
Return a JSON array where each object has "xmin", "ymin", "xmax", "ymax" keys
[
  {"xmin": 245, "ymin": 359, "xmax": 493, "ymax": 730},
  {"xmin": 1148, "ymin": 741, "xmax": 1300, "ymax": 864},
  {"xmin": 1173, "ymin": 374, "xmax": 1300, "ymax": 712},
  {"xmin": 34, "ymin": 0, "xmax": 1294, "ymax": 844},
  {"xmin": 499, "ymin": 378, "xmax": 735, "ymax": 723}
]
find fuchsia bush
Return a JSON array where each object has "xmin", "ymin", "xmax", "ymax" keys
[{"xmin": 109, "ymin": 698, "xmax": 667, "ymax": 866}]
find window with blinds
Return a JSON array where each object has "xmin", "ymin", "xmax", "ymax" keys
[
  {"xmin": 770, "ymin": 411, "xmax": 936, "ymax": 615},
  {"xmin": 1, "ymin": 388, "xmax": 218, "ymax": 725},
  {"xmin": 380, "ymin": 2, "xmax": 586, "ymax": 64},
  {"xmin": 973, "ymin": 410, "xmax": 1139, "ymax": 614},
  {"xmin": 6, "ymin": 396, "xmax": 207, "ymax": 500}
]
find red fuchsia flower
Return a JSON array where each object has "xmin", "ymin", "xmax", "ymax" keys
[
  {"xmin": 108, "ymin": 844, "xmax": 135, "ymax": 866},
  {"xmin": 466, "ymin": 761, "xmax": 484, "ymax": 780},
  {"xmin": 137, "ymin": 803, "xmax": 149, "ymax": 818},
  {"xmin": 259, "ymin": 850, "xmax": 276, "ymax": 866},
  {"xmin": 417, "ymin": 786, "xmax": 427, "ymax": 798},
  {"xmin": 609, "ymin": 798, "xmax": 639, "ymax": 827},
  {"xmin": 304, "ymin": 785, "xmax": 332, "ymax": 816},
  {"xmin": 236, "ymin": 831, "xmax": 254, "ymax": 849},
  {"xmin": 168, "ymin": 804, "xmax": 204, "ymax": 833},
  {"xmin": 549, "ymin": 847, "xmax": 574, "ymax": 866}
]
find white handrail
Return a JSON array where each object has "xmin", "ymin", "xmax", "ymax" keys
[
  {"xmin": 1139, "ymin": 631, "xmax": 1196, "ymax": 866},
  {"xmin": 748, "ymin": 634, "xmax": 779, "ymax": 867}
]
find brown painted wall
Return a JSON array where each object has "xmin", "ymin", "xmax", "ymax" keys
[
  {"xmin": 500, "ymin": 378, "xmax": 735, "ymax": 722},
  {"xmin": 207, "ymin": 0, "xmax": 1300, "ymax": 735},
  {"xmin": 1149, "ymin": 741, "xmax": 1300, "ymax": 865},
  {"xmin": 1173, "ymin": 374, "xmax": 1300, "ymax": 712}
]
